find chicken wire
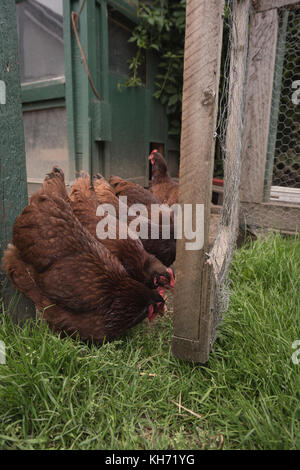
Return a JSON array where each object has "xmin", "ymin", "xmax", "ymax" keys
[
  {"xmin": 209, "ymin": 1, "xmax": 300, "ymax": 348},
  {"xmin": 208, "ymin": 0, "xmax": 249, "ymax": 345},
  {"xmin": 265, "ymin": 5, "xmax": 300, "ymax": 195}
]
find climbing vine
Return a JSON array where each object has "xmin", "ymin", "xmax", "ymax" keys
[
  {"xmin": 122, "ymin": 0, "xmax": 229, "ymax": 181},
  {"xmin": 123, "ymin": 0, "xmax": 186, "ymax": 137}
]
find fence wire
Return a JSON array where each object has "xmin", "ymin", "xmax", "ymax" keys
[
  {"xmin": 210, "ymin": 2, "xmax": 300, "ymax": 347},
  {"xmin": 209, "ymin": 0, "xmax": 248, "ymax": 346},
  {"xmin": 266, "ymin": 5, "xmax": 300, "ymax": 194}
]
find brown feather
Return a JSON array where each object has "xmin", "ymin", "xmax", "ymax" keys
[
  {"xmin": 108, "ymin": 175, "xmax": 176, "ymax": 266},
  {"xmin": 149, "ymin": 151, "xmax": 179, "ymax": 206},
  {"xmin": 3, "ymin": 171, "xmax": 165, "ymax": 342},
  {"xmin": 69, "ymin": 174, "xmax": 172, "ymax": 288}
]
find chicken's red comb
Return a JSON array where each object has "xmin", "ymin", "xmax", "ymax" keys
[{"xmin": 149, "ymin": 149, "xmax": 158, "ymax": 162}]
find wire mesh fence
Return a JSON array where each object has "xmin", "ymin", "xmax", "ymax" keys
[
  {"xmin": 174, "ymin": 0, "xmax": 299, "ymax": 362},
  {"xmin": 265, "ymin": 5, "xmax": 300, "ymax": 194},
  {"xmin": 209, "ymin": 0, "xmax": 249, "ymax": 345}
]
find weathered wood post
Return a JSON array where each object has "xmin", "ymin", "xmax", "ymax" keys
[
  {"xmin": 0, "ymin": 0, "xmax": 35, "ymax": 320},
  {"xmin": 240, "ymin": 3, "xmax": 279, "ymax": 204},
  {"xmin": 172, "ymin": 0, "xmax": 251, "ymax": 363},
  {"xmin": 172, "ymin": 0, "xmax": 225, "ymax": 362},
  {"xmin": 239, "ymin": 0, "xmax": 300, "ymax": 234}
]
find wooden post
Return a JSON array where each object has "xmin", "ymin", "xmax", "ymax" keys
[
  {"xmin": 240, "ymin": 7, "xmax": 279, "ymax": 203},
  {"xmin": 252, "ymin": 0, "xmax": 300, "ymax": 12},
  {"xmin": 0, "ymin": 0, "xmax": 35, "ymax": 321},
  {"xmin": 239, "ymin": 1, "xmax": 300, "ymax": 235},
  {"xmin": 172, "ymin": 0, "xmax": 224, "ymax": 363}
]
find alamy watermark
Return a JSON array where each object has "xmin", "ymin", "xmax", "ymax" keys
[
  {"xmin": 0, "ymin": 341, "xmax": 6, "ymax": 365},
  {"xmin": 292, "ymin": 80, "xmax": 300, "ymax": 105},
  {"xmin": 0, "ymin": 80, "xmax": 6, "ymax": 105},
  {"xmin": 292, "ymin": 340, "xmax": 300, "ymax": 365},
  {"xmin": 95, "ymin": 197, "xmax": 204, "ymax": 251}
]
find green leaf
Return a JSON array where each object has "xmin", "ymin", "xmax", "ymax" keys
[{"xmin": 168, "ymin": 95, "xmax": 178, "ymax": 106}]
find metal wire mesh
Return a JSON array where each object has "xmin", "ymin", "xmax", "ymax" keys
[
  {"xmin": 266, "ymin": 6, "xmax": 300, "ymax": 193},
  {"xmin": 210, "ymin": 2, "xmax": 300, "ymax": 347},
  {"xmin": 209, "ymin": 0, "xmax": 248, "ymax": 345}
]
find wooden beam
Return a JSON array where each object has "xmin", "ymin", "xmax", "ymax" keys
[
  {"xmin": 251, "ymin": 0, "xmax": 300, "ymax": 12},
  {"xmin": 240, "ymin": 8, "xmax": 279, "ymax": 203},
  {"xmin": 240, "ymin": 201, "xmax": 300, "ymax": 233},
  {"xmin": 0, "ymin": 0, "xmax": 35, "ymax": 321},
  {"xmin": 270, "ymin": 186, "xmax": 300, "ymax": 204},
  {"xmin": 172, "ymin": 0, "xmax": 224, "ymax": 363},
  {"xmin": 21, "ymin": 78, "xmax": 65, "ymax": 103}
]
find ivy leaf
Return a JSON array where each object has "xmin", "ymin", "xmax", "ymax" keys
[
  {"xmin": 123, "ymin": 0, "xmax": 187, "ymax": 138},
  {"xmin": 150, "ymin": 44, "xmax": 160, "ymax": 51},
  {"xmin": 168, "ymin": 95, "xmax": 178, "ymax": 106},
  {"xmin": 165, "ymin": 85, "xmax": 177, "ymax": 94}
]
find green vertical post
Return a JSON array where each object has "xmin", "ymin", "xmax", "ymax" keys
[
  {"xmin": 64, "ymin": 0, "xmax": 96, "ymax": 174},
  {"xmin": 0, "ymin": 0, "xmax": 35, "ymax": 320},
  {"xmin": 264, "ymin": 10, "xmax": 289, "ymax": 201},
  {"xmin": 64, "ymin": 0, "xmax": 110, "ymax": 176},
  {"xmin": 99, "ymin": 0, "xmax": 111, "ymax": 177},
  {"xmin": 63, "ymin": 0, "xmax": 77, "ymax": 181}
]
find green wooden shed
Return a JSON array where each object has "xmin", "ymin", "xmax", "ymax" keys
[{"xmin": 15, "ymin": 0, "xmax": 179, "ymax": 196}]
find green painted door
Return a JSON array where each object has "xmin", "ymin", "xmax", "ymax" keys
[{"xmin": 64, "ymin": 0, "xmax": 174, "ymax": 186}]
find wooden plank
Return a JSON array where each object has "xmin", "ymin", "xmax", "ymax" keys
[
  {"xmin": 21, "ymin": 78, "xmax": 65, "ymax": 103},
  {"xmin": 271, "ymin": 186, "xmax": 300, "ymax": 194},
  {"xmin": 240, "ymin": 201, "xmax": 300, "ymax": 232},
  {"xmin": 0, "ymin": 0, "xmax": 35, "ymax": 321},
  {"xmin": 270, "ymin": 186, "xmax": 300, "ymax": 204},
  {"xmin": 172, "ymin": 0, "xmax": 224, "ymax": 363},
  {"xmin": 252, "ymin": 0, "xmax": 300, "ymax": 12},
  {"xmin": 240, "ymin": 8, "xmax": 279, "ymax": 203}
]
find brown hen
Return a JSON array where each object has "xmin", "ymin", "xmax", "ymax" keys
[
  {"xmin": 107, "ymin": 175, "xmax": 177, "ymax": 267},
  {"xmin": 2, "ymin": 171, "xmax": 165, "ymax": 343},
  {"xmin": 69, "ymin": 173, "xmax": 173, "ymax": 289},
  {"xmin": 149, "ymin": 150, "xmax": 179, "ymax": 206}
]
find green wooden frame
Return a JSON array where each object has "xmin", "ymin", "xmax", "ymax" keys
[
  {"xmin": 16, "ymin": 0, "xmax": 174, "ymax": 185},
  {"xmin": 21, "ymin": 79, "xmax": 65, "ymax": 103},
  {"xmin": 64, "ymin": 0, "xmax": 172, "ymax": 184},
  {"xmin": 16, "ymin": 0, "xmax": 143, "ymax": 182},
  {"xmin": 104, "ymin": 0, "xmax": 139, "ymax": 24},
  {"xmin": 1, "ymin": 0, "xmax": 35, "ymax": 320},
  {"xmin": 16, "ymin": 0, "xmax": 66, "ymax": 109}
]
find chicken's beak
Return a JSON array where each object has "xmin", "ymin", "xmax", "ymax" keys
[
  {"xmin": 156, "ymin": 302, "xmax": 166, "ymax": 314},
  {"xmin": 158, "ymin": 268, "xmax": 175, "ymax": 290}
]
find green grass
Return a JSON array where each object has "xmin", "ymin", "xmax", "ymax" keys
[{"xmin": 0, "ymin": 234, "xmax": 299, "ymax": 450}]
